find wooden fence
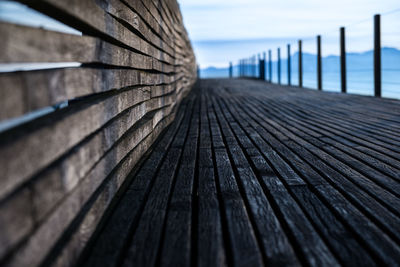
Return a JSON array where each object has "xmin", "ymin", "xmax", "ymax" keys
[
  {"xmin": 238, "ymin": 14, "xmax": 384, "ymax": 97},
  {"xmin": 0, "ymin": 0, "xmax": 196, "ymax": 266}
]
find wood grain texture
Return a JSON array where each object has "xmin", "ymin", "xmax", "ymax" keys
[
  {"xmin": 77, "ymin": 78, "xmax": 400, "ymax": 267},
  {"xmin": 0, "ymin": 0, "xmax": 196, "ymax": 266}
]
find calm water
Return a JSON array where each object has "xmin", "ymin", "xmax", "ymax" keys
[{"xmin": 201, "ymin": 49, "xmax": 400, "ymax": 100}]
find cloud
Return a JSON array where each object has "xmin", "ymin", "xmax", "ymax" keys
[{"xmin": 179, "ymin": 0, "xmax": 400, "ymax": 66}]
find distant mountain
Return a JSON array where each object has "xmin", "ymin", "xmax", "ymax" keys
[{"xmin": 200, "ymin": 47, "xmax": 400, "ymax": 78}]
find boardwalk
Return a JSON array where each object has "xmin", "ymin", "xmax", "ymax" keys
[{"xmin": 81, "ymin": 79, "xmax": 400, "ymax": 267}]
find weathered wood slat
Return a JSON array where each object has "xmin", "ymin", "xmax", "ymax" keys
[
  {"xmin": 195, "ymin": 91, "xmax": 226, "ymax": 267},
  {"xmin": 67, "ymin": 78, "xmax": 400, "ymax": 267},
  {"xmin": 99, "ymin": 0, "xmax": 175, "ymax": 56},
  {"xmin": 210, "ymin": 127, "xmax": 264, "ymax": 265},
  {"xmin": 219, "ymin": 79, "xmax": 396, "ymax": 264},
  {"xmin": 210, "ymin": 95, "xmax": 301, "ymax": 265},
  {"xmin": 0, "ymin": 22, "xmax": 176, "ymax": 74},
  {"xmin": 0, "ymin": 85, "xmax": 191, "ymax": 261},
  {"xmin": 123, "ymin": 0, "xmax": 174, "ymax": 48},
  {"xmin": 0, "ymin": 67, "xmax": 182, "ymax": 121},
  {"xmin": 0, "ymin": 1, "xmax": 196, "ymax": 266},
  {"xmin": 217, "ymin": 97, "xmax": 339, "ymax": 267},
  {"xmin": 255, "ymin": 99, "xmax": 400, "ymax": 203},
  {"xmin": 288, "ymin": 97, "xmax": 400, "ymax": 142},
  {"xmin": 0, "ymin": 84, "xmax": 174, "ymax": 199},
  {"xmin": 4, "ymin": 105, "xmax": 178, "ymax": 267},
  {"xmin": 17, "ymin": 0, "xmax": 176, "ymax": 63},
  {"xmin": 0, "ymin": 101, "xmax": 174, "ymax": 262},
  {"xmin": 121, "ymin": 102, "xmax": 194, "ymax": 267},
  {"xmin": 233, "ymin": 95, "xmax": 400, "ymax": 244},
  {"xmin": 222, "ymin": 95, "xmax": 396, "ymax": 263},
  {"xmin": 75, "ymin": 97, "xmax": 193, "ymax": 267},
  {"xmin": 158, "ymin": 100, "xmax": 199, "ymax": 266}
]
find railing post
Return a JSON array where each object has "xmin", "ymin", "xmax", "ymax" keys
[
  {"xmin": 374, "ymin": 14, "xmax": 381, "ymax": 97},
  {"xmin": 249, "ymin": 57, "xmax": 252, "ymax": 77},
  {"xmin": 298, "ymin": 40, "xmax": 303, "ymax": 87},
  {"xmin": 248, "ymin": 58, "xmax": 250, "ymax": 77},
  {"xmin": 340, "ymin": 27, "xmax": 347, "ymax": 93},
  {"xmin": 277, "ymin": 48, "xmax": 281, "ymax": 84},
  {"xmin": 287, "ymin": 44, "xmax": 291, "ymax": 86},
  {"xmin": 268, "ymin": 50, "xmax": 272, "ymax": 82},
  {"xmin": 229, "ymin": 62, "xmax": 233, "ymax": 78},
  {"xmin": 253, "ymin": 55, "xmax": 256, "ymax": 77},
  {"xmin": 259, "ymin": 58, "xmax": 265, "ymax": 80},
  {"xmin": 317, "ymin": 35, "xmax": 322, "ymax": 90},
  {"xmin": 253, "ymin": 55, "xmax": 257, "ymax": 78},
  {"xmin": 263, "ymin": 52, "xmax": 266, "ymax": 80},
  {"xmin": 244, "ymin": 58, "xmax": 248, "ymax": 77}
]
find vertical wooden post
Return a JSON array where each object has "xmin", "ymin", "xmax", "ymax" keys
[
  {"xmin": 251, "ymin": 56, "xmax": 253, "ymax": 77},
  {"xmin": 298, "ymin": 40, "xmax": 303, "ymax": 87},
  {"xmin": 254, "ymin": 55, "xmax": 257, "ymax": 77},
  {"xmin": 278, "ymin": 48, "xmax": 281, "ymax": 84},
  {"xmin": 248, "ymin": 58, "xmax": 250, "ymax": 77},
  {"xmin": 374, "ymin": 14, "xmax": 381, "ymax": 97},
  {"xmin": 229, "ymin": 62, "xmax": 233, "ymax": 78},
  {"xmin": 253, "ymin": 55, "xmax": 256, "ymax": 77},
  {"xmin": 263, "ymin": 52, "xmax": 266, "ymax": 80},
  {"xmin": 287, "ymin": 44, "xmax": 291, "ymax": 86},
  {"xmin": 268, "ymin": 50, "xmax": 272, "ymax": 82},
  {"xmin": 317, "ymin": 35, "xmax": 322, "ymax": 90},
  {"xmin": 340, "ymin": 27, "xmax": 347, "ymax": 93},
  {"xmin": 244, "ymin": 59, "xmax": 246, "ymax": 77},
  {"xmin": 259, "ymin": 53, "xmax": 265, "ymax": 80}
]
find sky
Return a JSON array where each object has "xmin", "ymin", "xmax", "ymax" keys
[
  {"xmin": 0, "ymin": 0, "xmax": 399, "ymax": 69},
  {"xmin": 178, "ymin": 0, "xmax": 400, "ymax": 67}
]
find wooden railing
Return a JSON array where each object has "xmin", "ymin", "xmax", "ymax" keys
[
  {"xmin": 0, "ymin": 1, "xmax": 196, "ymax": 266},
  {"xmin": 236, "ymin": 14, "xmax": 386, "ymax": 97}
]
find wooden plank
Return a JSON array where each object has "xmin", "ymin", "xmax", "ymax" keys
[
  {"xmin": 0, "ymin": 22, "xmax": 176, "ymax": 74},
  {"xmin": 17, "ymin": 0, "xmax": 175, "ymax": 63},
  {"xmin": 0, "ymin": 81, "xmax": 187, "ymax": 201},
  {"xmin": 0, "ymin": 102, "xmax": 176, "ymax": 262},
  {"xmin": 3, "ymin": 102, "xmax": 179, "ymax": 267},
  {"xmin": 259, "ymin": 99, "xmax": 400, "ymax": 200},
  {"xmin": 0, "ymin": 67, "xmax": 179, "ymax": 120},
  {"xmin": 238, "ymin": 94, "xmax": 400, "ymax": 224},
  {"xmin": 210, "ymin": 95, "xmax": 301, "ymax": 265},
  {"xmin": 219, "ymin": 97, "xmax": 378, "ymax": 265},
  {"xmin": 79, "ymin": 96, "xmax": 193, "ymax": 267},
  {"xmin": 221, "ymin": 88, "xmax": 400, "ymax": 265},
  {"xmin": 207, "ymin": 94, "xmax": 264, "ymax": 267},
  {"xmin": 121, "ymin": 97, "xmax": 194, "ymax": 267},
  {"xmin": 158, "ymin": 99, "xmax": 199, "ymax": 266},
  {"xmin": 196, "ymin": 86, "xmax": 226, "ymax": 267},
  {"xmin": 99, "ymin": 0, "xmax": 175, "ymax": 56},
  {"xmin": 47, "ymin": 109, "xmax": 179, "ymax": 267},
  {"xmin": 0, "ymin": 0, "xmax": 197, "ymax": 266},
  {"xmin": 213, "ymin": 95, "xmax": 339, "ymax": 267}
]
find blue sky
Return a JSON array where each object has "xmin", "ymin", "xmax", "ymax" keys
[
  {"xmin": 0, "ymin": 0, "xmax": 399, "ymax": 69},
  {"xmin": 178, "ymin": 0, "xmax": 400, "ymax": 67}
]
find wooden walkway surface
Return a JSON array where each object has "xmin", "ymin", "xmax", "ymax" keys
[{"xmin": 80, "ymin": 79, "xmax": 400, "ymax": 267}]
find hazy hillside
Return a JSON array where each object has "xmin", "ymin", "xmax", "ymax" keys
[{"xmin": 200, "ymin": 47, "xmax": 400, "ymax": 78}]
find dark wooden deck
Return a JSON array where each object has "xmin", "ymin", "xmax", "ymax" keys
[{"xmin": 80, "ymin": 79, "xmax": 400, "ymax": 267}]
